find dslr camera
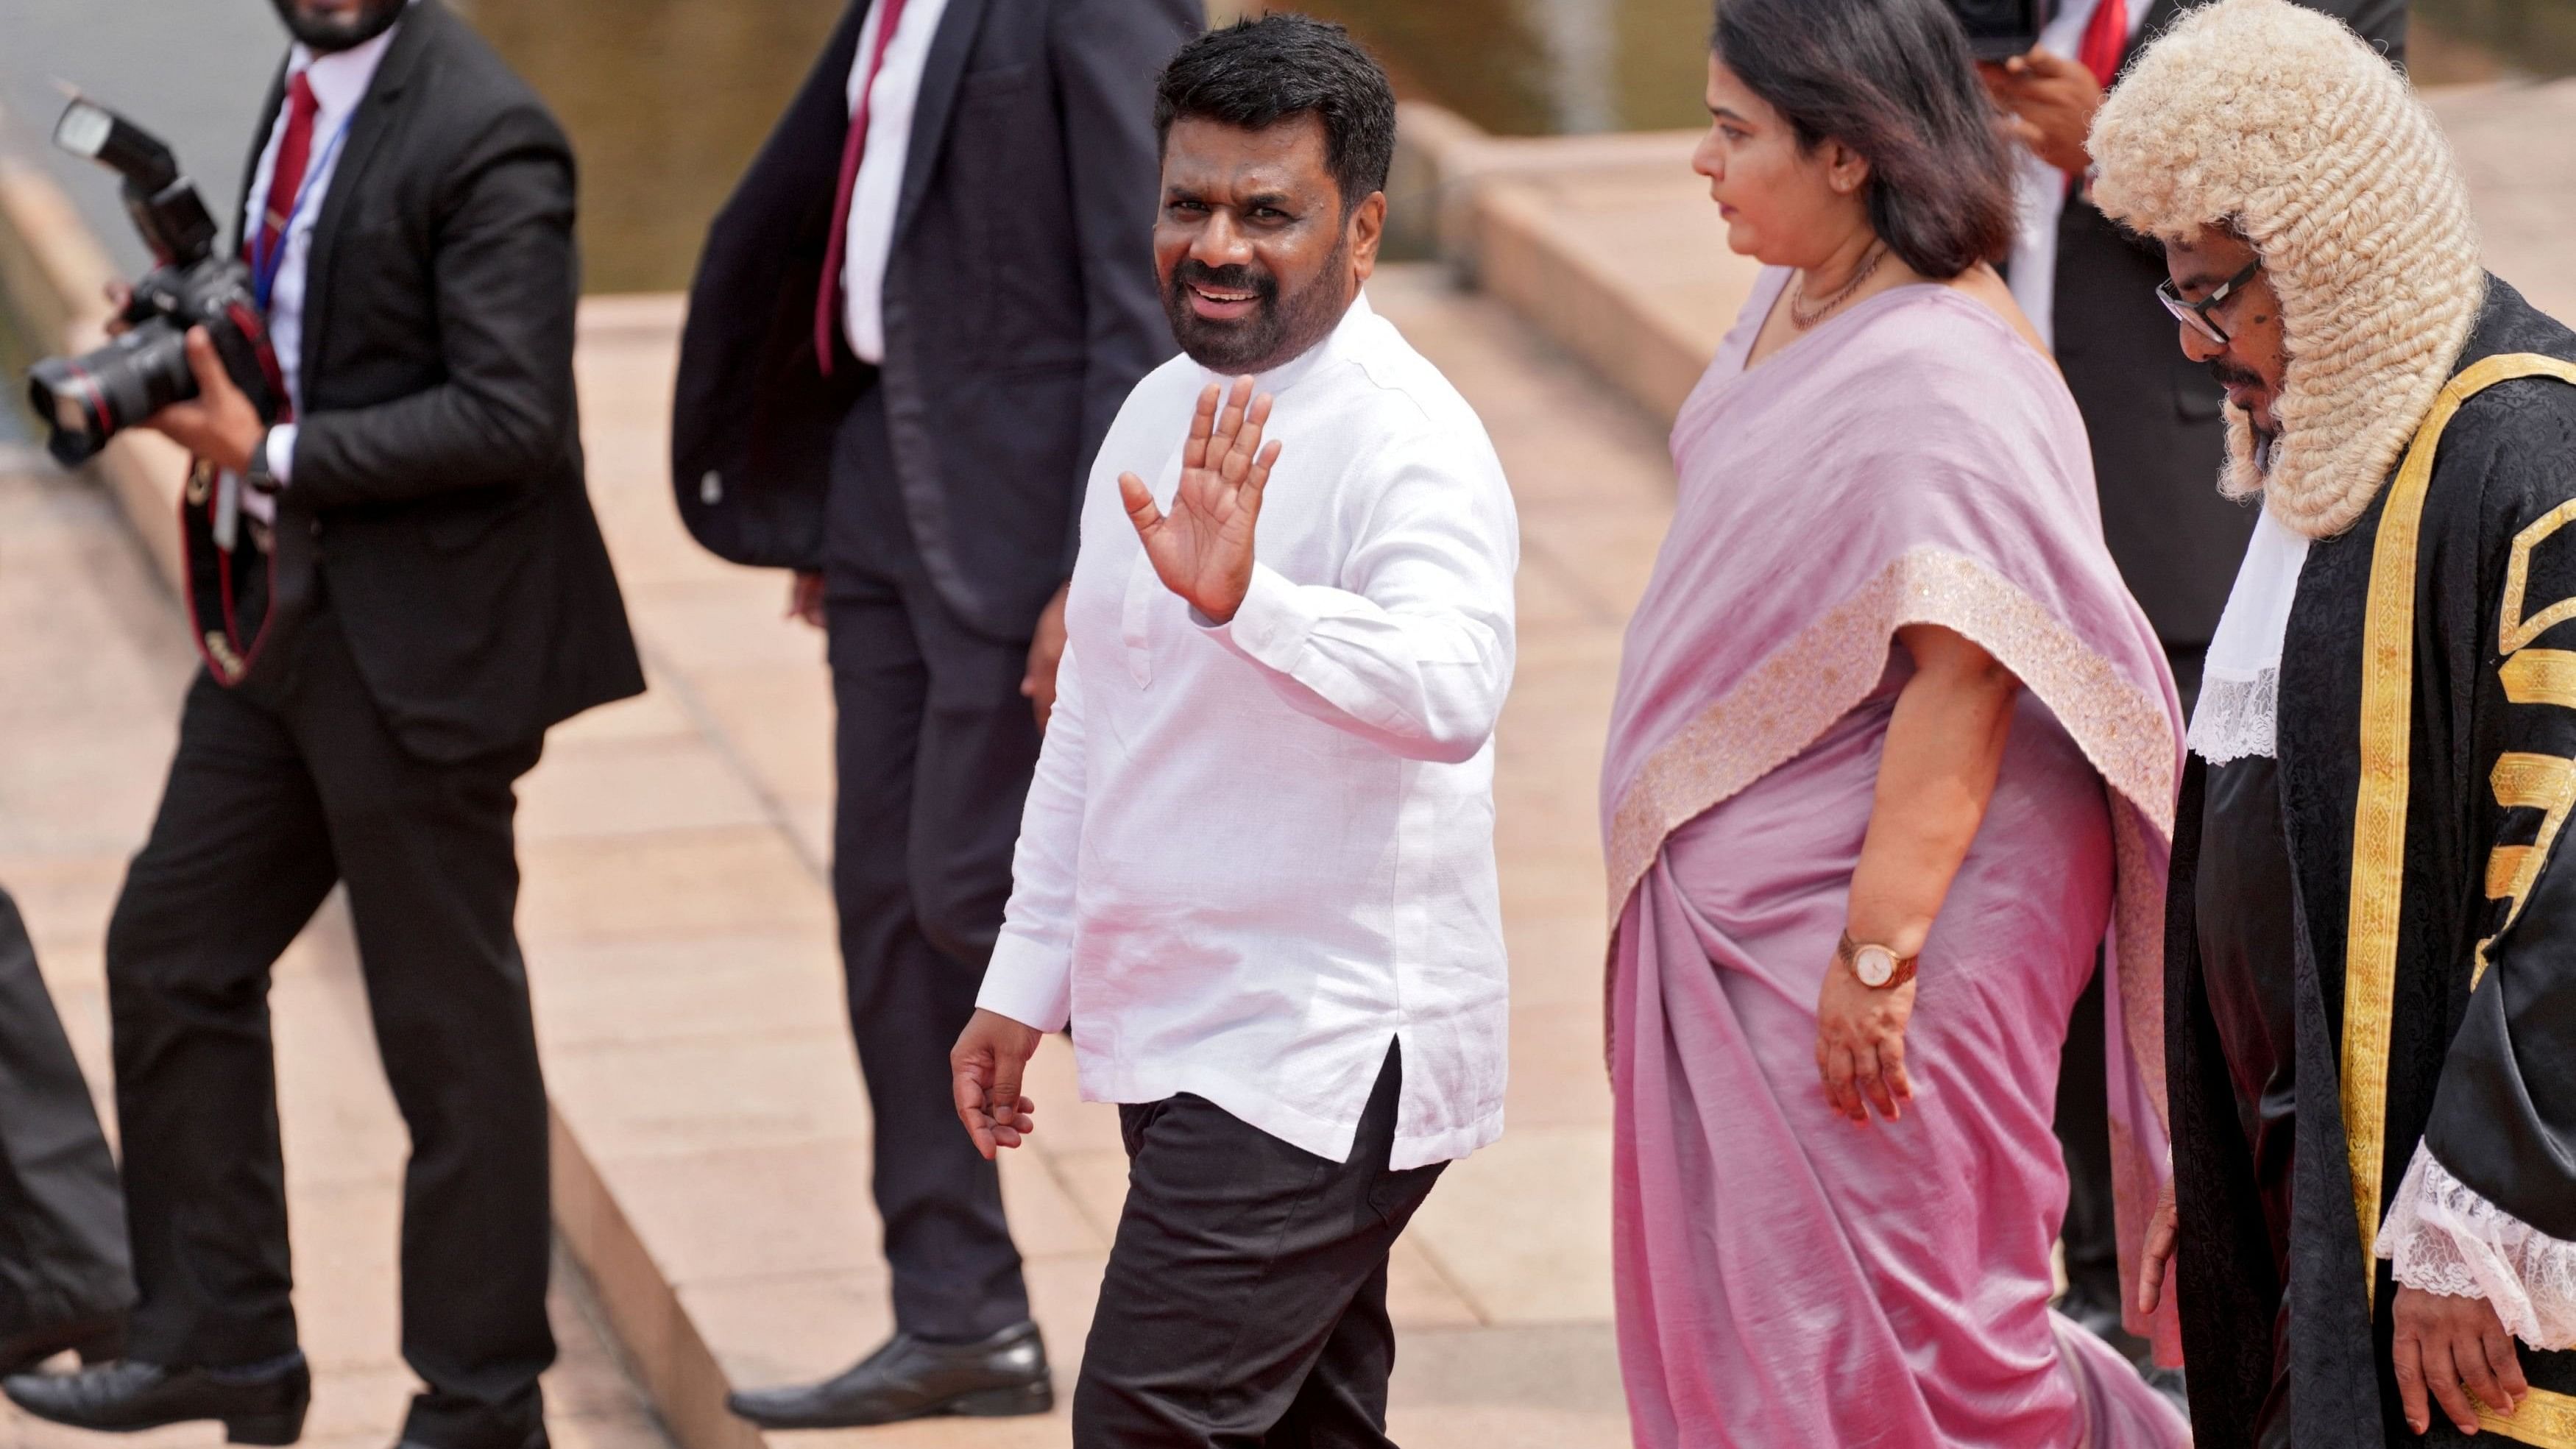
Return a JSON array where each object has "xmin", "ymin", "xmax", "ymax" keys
[
  {"xmin": 1951, "ymin": 0, "xmax": 2059, "ymax": 59},
  {"xmin": 26, "ymin": 97, "xmax": 282, "ymax": 469}
]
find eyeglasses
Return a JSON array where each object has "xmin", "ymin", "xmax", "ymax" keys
[{"xmin": 2156, "ymin": 260, "xmax": 2262, "ymax": 346}]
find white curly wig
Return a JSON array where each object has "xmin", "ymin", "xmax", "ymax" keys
[{"xmin": 2088, "ymin": 0, "xmax": 2485, "ymax": 539}]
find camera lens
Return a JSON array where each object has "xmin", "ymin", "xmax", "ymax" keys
[{"xmin": 25, "ymin": 318, "xmax": 199, "ymax": 467}]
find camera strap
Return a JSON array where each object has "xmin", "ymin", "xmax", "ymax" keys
[{"xmin": 248, "ymin": 110, "xmax": 355, "ymax": 316}]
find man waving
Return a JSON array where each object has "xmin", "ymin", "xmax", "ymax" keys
[{"xmin": 949, "ymin": 17, "xmax": 1519, "ymax": 1445}]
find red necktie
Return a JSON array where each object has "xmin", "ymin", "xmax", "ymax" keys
[
  {"xmin": 2076, "ymin": 0, "xmax": 2130, "ymax": 91},
  {"xmin": 815, "ymin": 0, "xmax": 913, "ymax": 376},
  {"xmin": 250, "ymin": 72, "xmax": 320, "ymax": 271}
]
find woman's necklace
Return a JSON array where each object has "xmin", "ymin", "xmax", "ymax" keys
[{"xmin": 1789, "ymin": 243, "xmax": 1888, "ymax": 330}]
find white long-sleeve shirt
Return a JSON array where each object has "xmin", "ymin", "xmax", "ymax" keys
[
  {"xmin": 977, "ymin": 291, "xmax": 1520, "ymax": 1170},
  {"xmin": 240, "ymin": 8, "xmax": 410, "ymax": 509},
  {"xmin": 839, "ymin": 0, "xmax": 952, "ymax": 364},
  {"xmin": 2003, "ymin": 0, "xmax": 2148, "ymax": 350}
]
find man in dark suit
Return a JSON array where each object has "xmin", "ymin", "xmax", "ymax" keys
[
  {"xmin": 671, "ymin": 0, "xmax": 1195, "ymax": 1427},
  {"xmin": 0, "ymin": 885, "xmax": 130, "ymax": 1378},
  {"xmin": 1981, "ymin": 0, "xmax": 2406, "ymax": 1370},
  {"xmin": 1, "ymin": 2, "xmax": 641, "ymax": 1447}
]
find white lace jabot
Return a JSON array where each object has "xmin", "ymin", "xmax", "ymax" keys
[{"xmin": 2187, "ymin": 504, "xmax": 2310, "ymax": 764}]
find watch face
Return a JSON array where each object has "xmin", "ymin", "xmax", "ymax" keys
[{"xmin": 1854, "ymin": 946, "xmax": 1895, "ymax": 988}]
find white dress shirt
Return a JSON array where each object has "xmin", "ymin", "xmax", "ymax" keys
[
  {"xmin": 2003, "ymin": 0, "xmax": 2149, "ymax": 350},
  {"xmin": 238, "ymin": 11, "xmax": 408, "ymax": 509},
  {"xmin": 977, "ymin": 292, "xmax": 1521, "ymax": 1170},
  {"xmin": 841, "ymin": 0, "xmax": 954, "ymax": 364}
]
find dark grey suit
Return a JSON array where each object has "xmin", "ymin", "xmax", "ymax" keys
[
  {"xmin": 103, "ymin": 7, "xmax": 640, "ymax": 1445},
  {"xmin": 0, "ymin": 887, "xmax": 130, "ymax": 1348},
  {"xmin": 673, "ymin": 0, "xmax": 1195, "ymax": 1342}
]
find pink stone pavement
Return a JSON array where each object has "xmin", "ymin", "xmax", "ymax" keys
[{"xmin": 0, "ymin": 446, "xmax": 670, "ymax": 1449}]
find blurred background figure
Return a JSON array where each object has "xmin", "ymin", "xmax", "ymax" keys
[
  {"xmin": 1978, "ymin": 0, "xmax": 2406, "ymax": 1374},
  {"xmin": 0, "ymin": 885, "xmax": 130, "ymax": 1380},
  {"xmin": 670, "ymin": 0, "xmax": 1198, "ymax": 1427},
  {"xmin": 2, "ymin": 0, "xmax": 644, "ymax": 1444}
]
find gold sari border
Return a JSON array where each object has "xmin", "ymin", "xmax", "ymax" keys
[
  {"xmin": 2340, "ymin": 352, "xmax": 2576, "ymax": 1321},
  {"xmin": 1604, "ymin": 546, "xmax": 2177, "ymax": 922}
]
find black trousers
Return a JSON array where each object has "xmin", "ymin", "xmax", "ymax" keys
[
  {"xmin": 2054, "ymin": 963, "xmax": 2123, "ymax": 1311},
  {"xmin": 0, "ymin": 886, "xmax": 132, "ymax": 1338},
  {"xmin": 105, "ymin": 603, "xmax": 552, "ymax": 1449},
  {"xmin": 826, "ymin": 384, "xmax": 1035, "ymax": 1341},
  {"xmin": 1074, "ymin": 1046, "xmax": 1445, "ymax": 1448}
]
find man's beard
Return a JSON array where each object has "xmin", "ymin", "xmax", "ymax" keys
[
  {"xmin": 1163, "ymin": 235, "xmax": 1352, "ymax": 375},
  {"xmin": 272, "ymin": 0, "xmax": 405, "ymax": 52},
  {"xmin": 2210, "ymin": 358, "xmax": 2282, "ymax": 470}
]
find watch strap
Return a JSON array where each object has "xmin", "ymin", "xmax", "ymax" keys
[
  {"xmin": 1835, "ymin": 931, "xmax": 1919, "ymax": 989},
  {"xmin": 244, "ymin": 428, "xmax": 280, "ymax": 493}
]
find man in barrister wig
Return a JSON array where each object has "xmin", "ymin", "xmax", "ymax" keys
[{"xmin": 2091, "ymin": 1, "xmax": 2576, "ymax": 1444}]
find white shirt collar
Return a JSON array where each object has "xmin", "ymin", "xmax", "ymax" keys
[{"xmin": 286, "ymin": 3, "xmax": 411, "ymax": 121}]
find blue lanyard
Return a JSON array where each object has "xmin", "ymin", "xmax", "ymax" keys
[{"xmin": 250, "ymin": 107, "xmax": 356, "ymax": 313}]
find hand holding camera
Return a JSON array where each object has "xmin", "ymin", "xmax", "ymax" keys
[
  {"xmin": 26, "ymin": 99, "xmax": 283, "ymax": 470},
  {"xmin": 138, "ymin": 327, "xmax": 267, "ymax": 475}
]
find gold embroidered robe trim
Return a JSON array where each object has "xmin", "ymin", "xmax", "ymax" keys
[
  {"xmin": 2483, "ymin": 1389, "xmax": 2576, "ymax": 1447},
  {"xmin": 2500, "ymin": 650, "xmax": 2576, "ymax": 709},
  {"xmin": 2342, "ymin": 354, "xmax": 2576, "ymax": 1361}
]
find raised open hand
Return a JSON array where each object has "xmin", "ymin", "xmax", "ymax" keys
[{"xmin": 1119, "ymin": 375, "xmax": 1282, "ymax": 624}]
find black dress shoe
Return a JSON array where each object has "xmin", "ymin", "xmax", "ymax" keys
[
  {"xmin": 390, "ymin": 1431, "xmax": 548, "ymax": 1449},
  {"xmin": 2, "ymin": 1353, "xmax": 311, "ymax": 1445},
  {"xmin": 726, "ymin": 1322, "xmax": 1051, "ymax": 1428},
  {"xmin": 0, "ymin": 1311, "xmax": 125, "ymax": 1377}
]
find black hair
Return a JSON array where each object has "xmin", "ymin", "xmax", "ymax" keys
[
  {"xmin": 1154, "ymin": 14, "xmax": 1399, "ymax": 208},
  {"xmin": 1710, "ymin": 0, "xmax": 2017, "ymax": 278}
]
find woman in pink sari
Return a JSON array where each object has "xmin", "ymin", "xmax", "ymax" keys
[{"xmin": 1602, "ymin": 0, "xmax": 2191, "ymax": 1443}]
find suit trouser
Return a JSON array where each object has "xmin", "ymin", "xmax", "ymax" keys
[
  {"xmin": 826, "ymin": 386, "xmax": 1036, "ymax": 1342},
  {"xmin": 105, "ymin": 603, "xmax": 553, "ymax": 1448},
  {"xmin": 0, "ymin": 886, "xmax": 132, "ymax": 1338},
  {"xmin": 1073, "ymin": 1046, "xmax": 1445, "ymax": 1448}
]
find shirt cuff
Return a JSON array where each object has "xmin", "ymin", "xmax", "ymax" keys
[
  {"xmin": 976, "ymin": 932, "xmax": 1073, "ymax": 1033},
  {"xmin": 263, "ymin": 423, "xmax": 297, "ymax": 488},
  {"xmin": 1193, "ymin": 563, "xmax": 1315, "ymax": 674}
]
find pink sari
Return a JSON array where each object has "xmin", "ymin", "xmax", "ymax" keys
[{"xmin": 1601, "ymin": 270, "xmax": 2188, "ymax": 1447}]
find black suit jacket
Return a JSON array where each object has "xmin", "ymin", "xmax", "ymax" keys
[
  {"xmin": 249, "ymin": 0, "xmax": 643, "ymax": 762},
  {"xmin": 670, "ymin": 0, "xmax": 1197, "ymax": 641},
  {"xmin": 2053, "ymin": 0, "xmax": 2407, "ymax": 652}
]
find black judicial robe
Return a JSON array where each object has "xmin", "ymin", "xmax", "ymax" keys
[{"xmin": 2166, "ymin": 277, "xmax": 2576, "ymax": 1448}]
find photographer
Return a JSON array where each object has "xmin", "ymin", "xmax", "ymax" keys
[
  {"xmin": 1976, "ymin": 0, "xmax": 2404, "ymax": 1382},
  {"xmin": 1, "ymin": 2, "xmax": 640, "ymax": 1448}
]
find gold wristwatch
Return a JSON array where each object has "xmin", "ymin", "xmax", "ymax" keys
[{"xmin": 1836, "ymin": 931, "xmax": 1917, "ymax": 990}]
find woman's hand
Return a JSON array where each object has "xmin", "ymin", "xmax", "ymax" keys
[
  {"xmin": 1816, "ymin": 956, "xmax": 1917, "ymax": 1124},
  {"xmin": 1823, "ymin": 623, "xmax": 2020, "ymax": 1127}
]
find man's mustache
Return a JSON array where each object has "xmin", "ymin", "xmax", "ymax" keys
[
  {"xmin": 2208, "ymin": 361, "xmax": 2265, "ymax": 392},
  {"xmin": 1171, "ymin": 261, "xmax": 1278, "ymax": 304}
]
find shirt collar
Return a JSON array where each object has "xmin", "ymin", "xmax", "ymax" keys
[
  {"xmin": 286, "ymin": 1, "xmax": 411, "ymax": 120},
  {"xmin": 1197, "ymin": 286, "xmax": 1375, "ymax": 397}
]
